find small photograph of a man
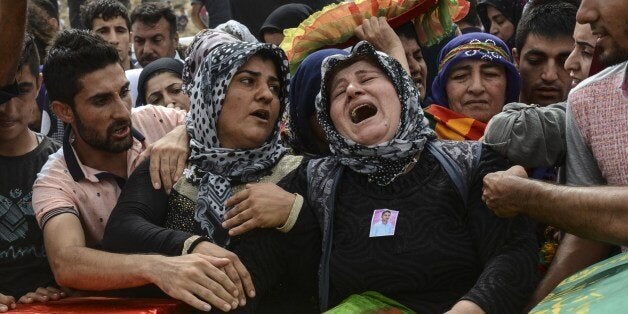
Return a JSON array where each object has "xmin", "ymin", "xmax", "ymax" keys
[{"xmin": 369, "ymin": 209, "xmax": 399, "ymax": 237}]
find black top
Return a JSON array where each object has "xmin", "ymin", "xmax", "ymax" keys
[
  {"xmin": 0, "ymin": 135, "xmax": 59, "ymax": 297},
  {"xmin": 237, "ymin": 146, "xmax": 538, "ymax": 313},
  {"xmin": 325, "ymin": 146, "xmax": 538, "ymax": 312},
  {"xmin": 102, "ymin": 146, "xmax": 538, "ymax": 313}
]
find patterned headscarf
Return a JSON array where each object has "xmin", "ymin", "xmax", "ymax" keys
[
  {"xmin": 185, "ymin": 41, "xmax": 290, "ymax": 245},
  {"xmin": 182, "ymin": 26, "xmax": 258, "ymax": 93},
  {"xmin": 430, "ymin": 32, "xmax": 521, "ymax": 108},
  {"xmin": 215, "ymin": 20, "xmax": 258, "ymax": 43},
  {"xmin": 315, "ymin": 41, "xmax": 436, "ymax": 186}
]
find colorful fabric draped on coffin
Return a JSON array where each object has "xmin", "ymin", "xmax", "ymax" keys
[
  {"xmin": 280, "ymin": 0, "xmax": 469, "ymax": 72},
  {"xmin": 531, "ymin": 251, "xmax": 628, "ymax": 314},
  {"xmin": 424, "ymin": 104, "xmax": 486, "ymax": 140}
]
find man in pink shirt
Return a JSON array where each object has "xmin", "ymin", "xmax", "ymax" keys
[
  {"xmin": 33, "ymin": 29, "xmax": 247, "ymax": 312},
  {"xmin": 483, "ymin": 0, "xmax": 628, "ymax": 307}
]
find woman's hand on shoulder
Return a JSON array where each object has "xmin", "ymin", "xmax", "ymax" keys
[{"xmin": 223, "ymin": 183, "xmax": 296, "ymax": 236}]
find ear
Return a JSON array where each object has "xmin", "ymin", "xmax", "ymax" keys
[
  {"xmin": 51, "ymin": 101, "xmax": 75, "ymax": 124},
  {"xmin": 173, "ymin": 32, "xmax": 179, "ymax": 45},
  {"xmin": 512, "ymin": 48, "xmax": 520, "ymax": 70}
]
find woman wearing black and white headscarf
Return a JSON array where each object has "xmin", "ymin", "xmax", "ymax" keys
[
  {"xmin": 234, "ymin": 41, "xmax": 539, "ymax": 313},
  {"xmin": 102, "ymin": 41, "xmax": 307, "ymax": 311}
]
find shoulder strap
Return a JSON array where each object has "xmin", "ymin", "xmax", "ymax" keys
[
  {"xmin": 426, "ymin": 141, "xmax": 481, "ymax": 207},
  {"xmin": 426, "ymin": 141, "xmax": 467, "ymax": 203}
]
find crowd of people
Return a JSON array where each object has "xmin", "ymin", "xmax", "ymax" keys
[{"xmin": 0, "ymin": 0, "xmax": 626, "ymax": 313}]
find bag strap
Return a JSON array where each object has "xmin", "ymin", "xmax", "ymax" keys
[{"xmin": 426, "ymin": 141, "xmax": 482, "ymax": 207}]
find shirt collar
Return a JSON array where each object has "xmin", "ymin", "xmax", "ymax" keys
[{"xmin": 64, "ymin": 124, "xmax": 146, "ymax": 183}]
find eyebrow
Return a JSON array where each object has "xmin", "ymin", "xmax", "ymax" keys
[
  {"xmin": 524, "ymin": 49, "xmax": 548, "ymax": 57},
  {"xmin": 576, "ymin": 40, "xmax": 595, "ymax": 49},
  {"xmin": 87, "ymin": 81, "xmax": 130, "ymax": 103},
  {"xmin": 236, "ymin": 69, "xmax": 261, "ymax": 77},
  {"xmin": 17, "ymin": 82, "xmax": 34, "ymax": 88},
  {"xmin": 235, "ymin": 69, "xmax": 279, "ymax": 81}
]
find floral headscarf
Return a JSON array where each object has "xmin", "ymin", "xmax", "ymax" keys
[
  {"xmin": 185, "ymin": 41, "xmax": 290, "ymax": 245},
  {"xmin": 315, "ymin": 40, "xmax": 436, "ymax": 186},
  {"xmin": 430, "ymin": 32, "xmax": 521, "ymax": 108}
]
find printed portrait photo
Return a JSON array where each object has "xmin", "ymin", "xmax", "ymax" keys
[{"xmin": 369, "ymin": 209, "xmax": 399, "ymax": 237}]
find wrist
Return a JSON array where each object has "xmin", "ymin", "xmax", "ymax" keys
[
  {"xmin": 186, "ymin": 236, "xmax": 212, "ymax": 254},
  {"xmin": 276, "ymin": 193, "xmax": 302, "ymax": 233},
  {"xmin": 138, "ymin": 254, "xmax": 163, "ymax": 285}
]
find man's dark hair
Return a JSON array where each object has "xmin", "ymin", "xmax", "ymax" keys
[
  {"xmin": 81, "ymin": 0, "xmax": 131, "ymax": 31},
  {"xmin": 130, "ymin": 2, "xmax": 177, "ymax": 36},
  {"xmin": 395, "ymin": 22, "xmax": 419, "ymax": 42},
  {"xmin": 515, "ymin": 0, "xmax": 578, "ymax": 55},
  {"xmin": 43, "ymin": 29, "xmax": 120, "ymax": 107},
  {"xmin": 18, "ymin": 33, "xmax": 41, "ymax": 78}
]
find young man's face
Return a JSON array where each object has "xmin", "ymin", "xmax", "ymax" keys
[
  {"xmin": 0, "ymin": 66, "xmax": 41, "ymax": 144},
  {"xmin": 132, "ymin": 17, "xmax": 178, "ymax": 67},
  {"xmin": 515, "ymin": 34, "xmax": 573, "ymax": 106},
  {"xmin": 92, "ymin": 16, "xmax": 131, "ymax": 66},
  {"xmin": 381, "ymin": 212, "xmax": 391, "ymax": 223},
  {"xmin": 577, "ymin": 0, "xmax": 628, "ymax": 67},
  {"xmin": 69, "ymin": 63, "xmax": 134, "ymax": 153}
]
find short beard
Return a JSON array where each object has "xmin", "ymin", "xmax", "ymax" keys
[
  {"xmin": 599, "ymin": 43, "xmax": 628, "ymax": 68},
  {"xmin": 73, "ymin": 109, "xmax": 133, "ymax": 154}
]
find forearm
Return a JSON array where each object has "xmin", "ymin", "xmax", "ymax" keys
[
  {"xmin": 529, "ymin": 234, "xmax": 612, "ymax": 306},
  {"xmin": 0, "ymin": 1, "xmax": 27, "ymax": 85},
  {"xmin": 103, "ymin": 160, "xmax": 191, "ymax": 255},
  {"xmin": 49, "ymin": 245, "xmax": 158, "ymax": 290},
  {"xmin": 506, "ymin": 178, "xmax": 628, "ymax": 245},
  {"xmin": 103, "ymin": 212, "xmax": 192, "ymax": 255}
]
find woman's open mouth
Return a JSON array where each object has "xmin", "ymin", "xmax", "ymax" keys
[
  {"xmin": 350, "ymin": 104, "xmax": 378, "ymax": 124},
  {"xmin": 251, "ymin": 109, "xmax": 270, "ymax": 122}
]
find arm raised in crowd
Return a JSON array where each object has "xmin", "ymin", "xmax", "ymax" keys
[
  {"xmin": 44, "ymin": 212, "xmax": 240, "ymax": 312},
  {"xmin": 355, "ymin": 17, "xmax": 410, "ymax": 74}
]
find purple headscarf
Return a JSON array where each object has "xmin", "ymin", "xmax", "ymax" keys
[{"xmin": 430, "ymin": 32, "xmax": 520, "ymax": 108}]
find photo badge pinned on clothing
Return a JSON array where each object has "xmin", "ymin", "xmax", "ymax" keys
[{"xmin": 369, "ymin": 209, "xmax": 398, "ymax": 237}]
